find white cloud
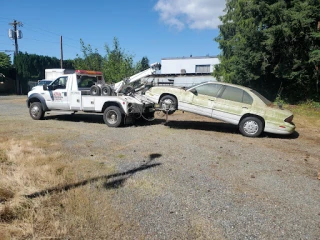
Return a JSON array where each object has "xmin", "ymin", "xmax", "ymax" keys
[{"xmin": 154, "ymin": 0, "xmax": 226, "ymax": 30}]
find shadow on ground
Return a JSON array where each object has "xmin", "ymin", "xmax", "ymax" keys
[
  {"xmin": 45, "ymin": 113, "xmax": 166, "ymax": 126},
  {"xmin": 24, "ymin": 153, "xmax": 162, "ymax": 199},
  {"xmin": 44, "ymin": 113, "xmax": 299, "ymax": 139},
  {"xmin": 165, "ymin": 120, "xmax": 299, "ymax": 139}
]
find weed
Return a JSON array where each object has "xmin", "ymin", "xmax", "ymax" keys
[
  {"xmin": 0, "ymin": 188, "xmax": 14, "ymax": 203},
  {"xmin": 0, "ymin": 205, "xmax": 16, "ymax": 223},
  {"xmin": 0, "ymin": 149, "xmax": 8, "ymax": 163}
]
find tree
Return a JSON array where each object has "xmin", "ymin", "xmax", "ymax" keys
[
  {"xmin": 135, "ymin": 56, "xmax": 150, "ymax": 73},
  {"xmin": 14, "ymin": 52, "xmax": 75, "ymax": 93},
  {"xmin": 102, "ymin": 37, "xmax": 135, "ymax": 83},
  {"xmin": 0, "ymin": 52, "xmax": 11, "ymax": 70},
  {"xmin": 73, "ymin": 39, "xmax": 103, "ymax": 71},
  {"xmin": 214, "ymin": 0, "xmax": 320, "ymax": 102}
]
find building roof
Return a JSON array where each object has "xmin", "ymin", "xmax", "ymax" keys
[
  {"xmin": 161, "ymin": 56, "xmax": 218, "ymax": 60},
  {"xmin": 150, "ymin": 73, "xmax": 213, "ymax": 77}
]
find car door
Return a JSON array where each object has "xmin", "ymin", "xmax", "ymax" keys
[
  {"xmin": 212, "ymin": 86, "xmax": 253, "ymax": 124},
  {"xmin": 44, "ymin": 76, "xmax": 69, "ymax": 110},
  {"xmin": 182, "ymin": 83, "xmax": 222, "ymax": 117}
]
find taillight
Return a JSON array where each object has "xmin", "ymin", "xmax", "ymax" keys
[{"xmin": 285, "ymin": 115, "xmax": 294, "ymax": 124}]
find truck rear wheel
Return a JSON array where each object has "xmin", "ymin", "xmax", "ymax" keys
[
  {"xmin": 29, "ymin": 102, "xmax": 45, "ymax": 120},
  {"xmin": 103, "ymin": 106, "xmax": 123, "ymax": 127}
]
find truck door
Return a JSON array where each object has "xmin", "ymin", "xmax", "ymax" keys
[{"xmin": 44, "ymin": 76, "xmax": 70, "ymax": 110}]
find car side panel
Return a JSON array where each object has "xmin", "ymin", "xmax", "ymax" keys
[
  {"xmin": 189, "ymin": 93, "xmax": 215, "ymax": 117},
  {"xmin": 212, "ymin": 98, "xmax": 251, "ymax": 125}
]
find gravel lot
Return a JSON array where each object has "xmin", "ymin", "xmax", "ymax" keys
[{"xmin": 1, "ymin": 95, "xmax": 320, "ymax": 239}]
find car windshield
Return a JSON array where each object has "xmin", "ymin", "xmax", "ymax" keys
[
  {"xmin": 186, "ymin": 82, "xmax": 208, "ymax": 90},
  {"xmin": 38, "ymin": 80, "xmax": 52, "ymax": 86},
  {"xmin": 251, "ymin": 90, "xmax": 272, "ymax": 105}
]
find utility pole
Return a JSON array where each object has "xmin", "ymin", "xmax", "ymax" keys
[
  {"xmin": 60, "ymin": 36, "xmax": 63, "ymax": 69},
  {"xmin": 9, "ymin": 19, "xmax": 23, "ymax": 94}
]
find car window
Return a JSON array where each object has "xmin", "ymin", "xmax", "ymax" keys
[
  {"xmin": 38, "ymin": 80, "xmax": 52, "ymax": 86},
  {"xmin": 220, "ymin": 86, "xmax": 252, "ymax": 104},
  {"xmin": 242, "ymin": 91, "xmax": 253, "ymax": 104},
  {"xmin": 250, "ymin": 90, "xmax": 271, "ymax": 105},
  {"xmin": 193, "ymin": 83, "xmax": 222, "ymax": 97}
]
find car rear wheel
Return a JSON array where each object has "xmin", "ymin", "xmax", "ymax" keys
[
  {"xmin": 29, "ymin": 102, "xmax": 45, "ymax": 120},
  {"xmin": 239, "ymin": 116, "xmax": 263, "ymax": 137},
  {"xmin": 103, "ymin": 106, "xmax": 123, "ymax": 127},
  {"xmin": 160, "ymin": 95, "xmax": 177, "ymax": 115}
]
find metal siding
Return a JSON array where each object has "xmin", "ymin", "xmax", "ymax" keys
[{"xmin": 161, "ymin": 57, "xmax": 220, "ymax": 74}]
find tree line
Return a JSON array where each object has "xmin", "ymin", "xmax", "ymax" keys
[
  {"xmin": 0, "ymin": 37, "xmax": 150, "ymax": 94},
  {"xmin": 214, "ymin": 0, "xmax": 320, "ymax": 103}
]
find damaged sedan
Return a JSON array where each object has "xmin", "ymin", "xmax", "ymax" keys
[{"xmin": 145, "ymin": 82, "xmax": 295, "ymax": 137}]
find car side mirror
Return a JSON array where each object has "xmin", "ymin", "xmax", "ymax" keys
[{"xmin": 189, "ymin": 88, "xmax": 197, "ymax": 95}]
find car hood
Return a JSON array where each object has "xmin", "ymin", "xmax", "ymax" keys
[{"xmin": 150, "ymin": 86, "xmax": 185, "ymax": 90}]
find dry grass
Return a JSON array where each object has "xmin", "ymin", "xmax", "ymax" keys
[
  {"xmin": 1, "ymin": 98, "xmax": 319, "ymax": 238},
  {"xmin": 0, "ymin": 128, "xmax": 143, "ymax": 239}
]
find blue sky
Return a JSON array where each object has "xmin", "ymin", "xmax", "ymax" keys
[{"xmin": 0, "ymin": 0, "xmax": 226, "ymax": 64}]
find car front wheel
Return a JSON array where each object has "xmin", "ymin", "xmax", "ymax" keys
[
  {"xmin": 239, "ymin": 116, "xmax": 263, "ymax": 137},
  {"xmin": 160, "ymin": 95, "xmax": 177, "ymax": 115}
]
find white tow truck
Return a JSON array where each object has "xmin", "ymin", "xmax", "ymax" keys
[{"xmin": 27, "ymin": 63, "xmax": 161, "ymax": 127}]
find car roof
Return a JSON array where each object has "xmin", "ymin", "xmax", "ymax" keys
[{"xmin": 203, "ymin": 81, "xmax": 253, "ymax": 91}]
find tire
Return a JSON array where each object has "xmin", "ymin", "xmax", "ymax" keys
[
  {"xmin": 160, "ymin": 95, "xmax": 177, "ymax": 115},
  {"xmin": 103, "ymin": 106, "xmax": 123, "ymax": 127},
  {"xmin": 29, "ymin": 102, "xmax": 45, "ymax": 120},
  {"xmin": 239, "ymin": 116, "xmax": 263, "ymax": 137},
  {"xmin": 101, "ymin": 86, "xmax": 111, "ymax": 96},
  {"xmin": 90, "ymin": 85, "xmax": 101, "ymax": 96}
]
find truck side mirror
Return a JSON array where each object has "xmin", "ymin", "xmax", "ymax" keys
[{"xmin": 43, "ymin": 84, "xmax": 53, "ymax": 91}]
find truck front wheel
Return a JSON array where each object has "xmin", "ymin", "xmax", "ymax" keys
[
  {"xmin": 103, "ymin": 106, "xmax": 123, "ymax": 127},
  {"xmin": 29, "ymin": 102, "xmax": 45, "ymax": 120}
]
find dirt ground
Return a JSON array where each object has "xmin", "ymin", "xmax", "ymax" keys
[{"xmin": 1, "ymin": 95, "xmax": 320, "ymax": 239}]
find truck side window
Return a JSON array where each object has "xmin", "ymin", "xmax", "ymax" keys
[
  {"xmin": 78, "ymin": 76, "xmax": 97, "ymax": 88},
  {"xmin": 52, "ymin": 77, "xmax": 67, "ymax": 90}
]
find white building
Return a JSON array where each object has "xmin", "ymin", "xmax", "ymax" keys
[
  {"xmin": 144, "ymin": 56, "xmax": 220, "ymax": 87},
  {"xmin": 161, "ymin": 56, "xmax": 220, "ymax": 75}
]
